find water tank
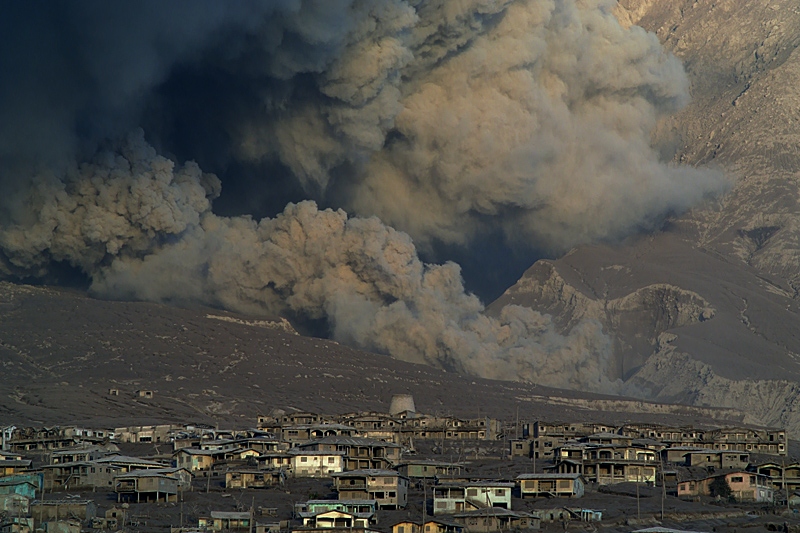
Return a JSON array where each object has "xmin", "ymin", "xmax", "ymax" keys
[{"xmin": 389, "ymin": 394, "xmax": 416, "ymax": 415}]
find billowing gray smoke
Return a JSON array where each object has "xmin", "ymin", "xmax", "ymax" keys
[
  {"xmin": 231, "ymin": 0, "xmax": 729, "ymax": 250},
  {"xmin": 0, "ymin": 0, "xmax": 729, "ymax": 390},
  {"xmin": 0, "ymin": 131, "xmax": 615, "ymax": 390}
]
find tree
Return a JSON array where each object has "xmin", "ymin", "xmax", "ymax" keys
[{"xmin": 709, "ymin": 476, "xmax": 732, "ymax": 499}]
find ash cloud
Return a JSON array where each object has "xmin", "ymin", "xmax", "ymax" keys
[
  {"xmin": 0, "ymin": 0, "xmax": 729, "ymax": 390},
  {"xmin": 0, "ymin": 132, "xmax": 616, "ymax": 391}
]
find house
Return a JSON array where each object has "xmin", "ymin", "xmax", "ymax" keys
[
  {"xmin": 754, "ymin": 462, "xmax": 800, "ymax": 492},
  {"xmin": 685, "ymin": 450, "xmax": 750, "ymax": 469},
  {"xmin": 112, "ymin": 424, "xmax": 183, "ymax": 443},
  {"xmin": 509, "ymin": 439, "xmax": 533, "ymax": 458},
  {"xmin": 136, "ymin": 390, "xmax": 154, "ymax": 399},
  {"xmin": 5, "ymin": 427, "xmax": 82, "ymax": 452},
  {"xmin": 30, "ymin": 500, "xmax": 97, "ymax": 524},
  {"xmin": 517, "ymin": 473, "xmax": 585, "ymax": 498},
  {"xmin": 225, "ymin": 469, "xmax": 285, "ymax": 489},
  {"xmin": 41, "ymin": 454, "xmax": 165, "ymax": 490},
  {"xmin": 0, "ymin": 516, "xmax": 34, "ymax": 533},
  {"xmin": 147, "ymin": 467, "xmax": 192, "ymax": 490},
  {"xmin": 301, "ymin": 509, "xmax": 371, "ymax": 529},
  {"xmin": 295, "ymin": 499, "xmax": 378, "ymax": 524},
  {"xmin": 432, "ymin": 482, "xmax": 513, "ymax": 515},
  {"xmin": 391, "ymin": 518, "xmax": 465, "ymax": 533},
  {"xmin": 254, "ymin": 453, "xmax": 292, "ymax": 470},
  {"xmin": 0, "ymin": 493, "xmax": 29, "ymax": 515},
  {"xmin": 0, "ymin": 479, "xmax": 39, "ymax": 500},
  {"xmin": 548, "ymin": 444, "xmax": 658, "ymax": 485},
  {"xmin": 450, "ymin": 508, "xmax": 539, "ymax": 532},
  {"xmin": 282, "ymin": 424, "xmax": 360, "ymax": 443},
  {"xmin": 49, "ymin": 444, "xmax": 118, "ymax": 465},
  {"xmin": 661, "ymin": 447, "xmax": 707, "ymax": 464},
  {"xmin": 332, "ymin": 469, "xmax": 409, "ymax": 509},
  {"xmin": 199, "ymin": 512, "xmax": 252, "ymax": 531},
  {"xmin": 396, "ymin": 460, "xmax": 463, "ymax": 479},
  {"xmin": 678, "ymin": 471, "xmax": 774, "ymax": 502},
  {"xmin": 537, "ymin": 508, "xmax": 602, "ymax": 523},
  {"xmin": 0, "ymin": 460, "xmax": 32, "ymax": 477},
  {"xmin": 621, "ymin": 425, "xmax": 788, "ymax": 457},
  {"xmin": 288, "ymin": 450, "xmax": 345, "ymax": 477},
  {"xmin": 295, "ymin": 437, "xmax": 402, "ymax": 470},
  {"xmin": 114, "ymin": 471, "xmax": 179, "ymax": 503},
  {"xmin": 584, "ymin": 460, "xmax": 657, "ymax": 485},
  {"xmin": 173, "ymin": 447, "xmax": 260, "ymax": 473}
]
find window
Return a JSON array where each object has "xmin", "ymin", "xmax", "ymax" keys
[
  {"xmin": 495, "ymin": 489, "xmax": 505, "ymax": 496},
  {"xmin": 467, "ymin": 489, "xmax": 478, "ymax": 497},
  {"xmin": 730, "ymin": 476, "xmax": 743, "ymax": 483},
  {"xmin": 328, "ymin": 457, "xmax": 335, "ymax": 464},
  {"xmin": 301, "ymin": 457, "xmax": 307, "ymax": 462}
]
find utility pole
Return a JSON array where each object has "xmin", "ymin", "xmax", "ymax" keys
[
  {"xmin": 783, "ymin": 459, "xmax": 789, "ymax": 512},
  {"xmin": 180, "ymin": 485, "xmax": 184, "ymax": 530},
  {"xmin": 422, "ymin": 478, "xmax": 426, "ymax": 533},
  {"xmin": 636, "ymin": 468, "xmax": 641, "ymax": 521},
  {"xmin": 659, "ymin": 452, "xmax": 666, "ymax": 521}
]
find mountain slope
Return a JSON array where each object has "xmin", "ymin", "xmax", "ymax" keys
[
  {"xmin": 0, "ymin": 281, "xmax": 752, "ymax": 430},
  {"xmin": 490, "ymin": 0, "xmax": 800, "ymax": 433}
]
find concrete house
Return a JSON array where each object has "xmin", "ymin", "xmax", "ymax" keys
[
  {"xmin": 450, "ymin": 508, "xmax": 539, "ymax": 532},
  {"xmin": 755, "ymin": 462, "xmax": 800, "ymax": 492},
  {"xmin": 114, "ymin": 471, "xmax": 179, "ymax": 503},
  {"xmin": 391, "ymin": 518, "xmax": 465, "ymax": 533},
  {"xmin": 282, "ymin": 424, "xmax": 359, "ymax": 443},
  {"xmin": 296, "ymin": 437, "xmax": 402, "ymax": 470},
  {"xmin": 301, "ymin": 510, "xmax": 370, "ymax": 529},
  {"xmin": 396, "ymin": 460, "xmax": 464, "ymax": 479},
  {"xmin": 332, "ymin": 469, "xmax": 409, "ymax": 509},
  {"xmin": 0, "ymin": 460, "xmax": 32, "ymax": 477},
  {"xmin": 173, "ymin": 447, "xmax": 259, "ymax": 473},
  {"xmin": 432, "ymin": 482, "xmax": 513, "ymax": 515},
  {"xmin": 684, "ymin": 450, "xmax": 750, "ymax": 469},
  {"xmin": 225, "ymin": 469, "xmax": 284, "ymax": 489},
  {"xmin": 295, "ymin": 499, "xmax": 378, "ymax": 525},
  {"xmin": 517, "ymin": 473, "xmax": 585, "ymax": 498},
  {"xmin": 288, "ymin": 449, "xmax": 346, "ymax": 477},
  {"xmin": 199, "ymin": 511, "xmax": 252, "ymax": 531},
  {"xmin": 678, "ymin": 471, "xmax": 774, "ymax": 502},
  {"xmin": 41, "ymin": 455, "xmax": 164, "ymax": 491}
]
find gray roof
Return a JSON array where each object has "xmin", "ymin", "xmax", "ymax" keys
[
  {"xmin": 288, "ymin": 449, "xmax": 346, "ymax": 456},
  {"xmin": 517, "ymin": 473, "xmax": 582, "ymax": 480},
  {"xmin": 332, "ymin": 469, "xmax": 406, "ymax": 478},
  {"xmin": 298, "ymin": 436, "xmax": 400, "ymax": 448},
  {"xmin": 209, "ymin": 511, "xmax": 252, "ymax": 520},
  {"xmin": 94, "ymin": 455, "xmax": 164, "ymax": 466}
]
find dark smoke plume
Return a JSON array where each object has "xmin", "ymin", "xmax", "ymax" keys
[{"xmin": 0, "ymin": 0, "xmax": 729, "ymax": 390}]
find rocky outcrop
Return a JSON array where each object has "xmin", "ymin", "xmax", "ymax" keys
[
  {"xmin": 624, "ymin": 343, "xmax": 800, "ymax": 436},
  {"xmin": 491, "ymin": 231, "xmax": 800, "ymax": 435},
  {"xmin": 494, "ymin": 260, "xmax": 715, "ymax": 381}
]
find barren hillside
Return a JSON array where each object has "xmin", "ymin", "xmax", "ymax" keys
[{"xmin": 0, "ymin": 281, "xmax": 753, "ymax": 430}]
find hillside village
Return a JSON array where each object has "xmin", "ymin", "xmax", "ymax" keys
[{"xmin": 1, "ymin": 395, "xmax": 799, "ymax": 533}]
